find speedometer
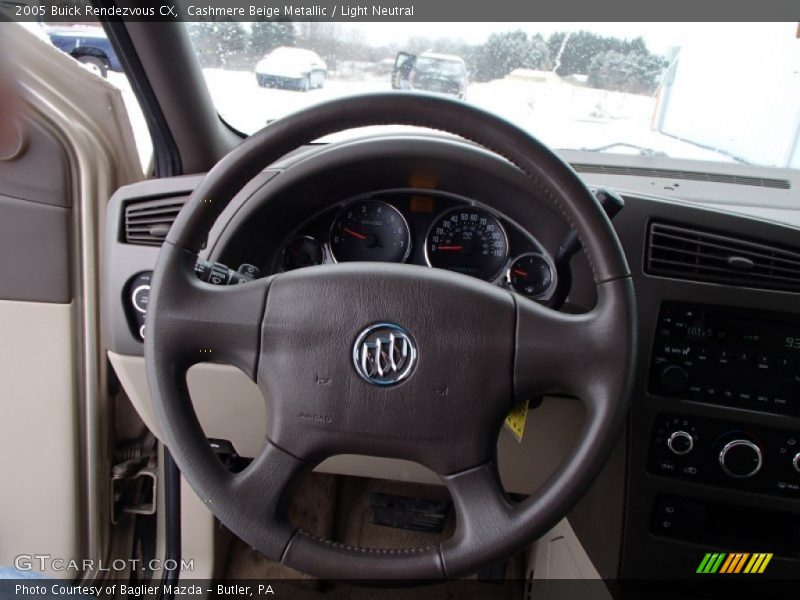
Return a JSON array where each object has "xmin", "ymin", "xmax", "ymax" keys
[{"xmin": 425, "ymin": 208, "xmax": 508, "ymax": 280}]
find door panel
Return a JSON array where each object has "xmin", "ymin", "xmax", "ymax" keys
[
  {"xmin": 0, "ymin": 22, "xmax": 141, "ymax": 576},
  {"xmin": 0, "ymin": 300, "xmax": 80, "ymax": 570},
  {"xmin": 0, "ymin": 193, "xmax": 71, "ymax": 303}
]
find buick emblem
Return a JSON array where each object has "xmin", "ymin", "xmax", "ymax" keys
[{"xmin": 353, "ymin": 323, "xmax": 417, "ymax": 386}]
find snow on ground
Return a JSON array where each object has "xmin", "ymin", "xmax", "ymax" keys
[{"xmin": 109, "ymin": 67, "xmax": 734, "ymax": 170}]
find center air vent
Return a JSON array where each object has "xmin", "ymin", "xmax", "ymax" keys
[
  {"xmin": 646, "ymin": 222, "xmax": 800, "ymax": 293},
  {"xmin": 124, "ymin": 196, "xmax": 186, "ymax": 246}
]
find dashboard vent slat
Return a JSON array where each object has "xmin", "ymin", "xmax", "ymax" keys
[
  {"xmin": 646, "ymin": 222, "xmax": 800, "ymax": 293},
  {"xmin": 572, "ymin": 164, "xmax": 790, "ymax": 190},
  {"xmin": 124, "ymin": 196, "xmax": 187, "ymax": 246}
]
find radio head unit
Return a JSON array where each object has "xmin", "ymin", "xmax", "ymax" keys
[{"xmin": 650, "ymin": 302, "xmax": 800, "ymax": 416}]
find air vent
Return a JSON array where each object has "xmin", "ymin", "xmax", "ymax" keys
[
  {"xmin": 124, "ymin": 196, "xmax": 186, "ymax": 246},
  {"xmin": 646, "ymin": 222, "xmax": 800, "ymax": 293},
  {"xmin": 572, "ymin": 164, "xmax": 790, "ymax": 190}
]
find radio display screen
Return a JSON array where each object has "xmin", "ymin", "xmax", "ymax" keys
[
  {"xmin": 682, "ymin": 312, "xmax": 800, "ymax": 352},
  {"xmin": 662, "ymin": 302, "xmax": 800, "ymax": 353}
]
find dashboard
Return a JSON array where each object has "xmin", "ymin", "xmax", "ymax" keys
[
  {"xmin": 271, "ymin": 190, "xmax": 557, "ymax": 300},
  {"xmin": 101, "ymin": 135, "xmax": 800, "ymax": 581}
]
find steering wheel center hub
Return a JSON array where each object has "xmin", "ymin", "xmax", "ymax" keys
[{"xmin": 257, "ymin": 262, "xmax": 516, "ymax": 473}]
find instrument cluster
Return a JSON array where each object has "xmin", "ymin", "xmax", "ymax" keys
[{"xmin": 274, "ymin": 190, "xmax": 557, "ymax": 300}]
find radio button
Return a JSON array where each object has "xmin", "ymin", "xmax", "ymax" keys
[
  {"xmin": 717, "ymin": 350, "xmax": 732, "ymax": 365},
  {"xmin": 659, "ymin": 365, "xmax": 689, "ymax": 395},
  {"xmin": 772, "ymin": 396, "xmax": 789, "ymax": 408}
]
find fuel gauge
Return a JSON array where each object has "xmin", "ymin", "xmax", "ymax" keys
[
  {"xmin": 282, "ymin": 236, "xmax": 325, "ymax": 271},
  {"xmin": 508, "ymin": 253, "xmax": 554, "ymax": 298}
]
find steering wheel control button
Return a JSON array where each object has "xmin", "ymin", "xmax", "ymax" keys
[
  {"xmin": 719, "ymin": 439, "xmax": 763, "ymax": 479},
  {"xmin": 667, "ymin": 431, "xmax": 694, "ymax": 456},
  {"xmin": 353, "ymin": 323, "xmax": 417, "ymax": 386}
]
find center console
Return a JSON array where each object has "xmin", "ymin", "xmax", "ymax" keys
[
  {"xmin": 622, "ymin": 299, "xmax": 800, "ymax": 579},
  {"xmin": 646, "ymin": 302, "xmax": 800, "ymax": 498}
]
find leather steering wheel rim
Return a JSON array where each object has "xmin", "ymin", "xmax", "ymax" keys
[{"xmin": 145, "ymin": 93, "xmax": 636, "ymax": 580}]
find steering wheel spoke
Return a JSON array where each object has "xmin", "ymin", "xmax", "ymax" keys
[
  {"xmin": 223, "ymin": 440, "xmax": 309, "ymax": 560},
  {"xmin": 514, "ymin": 278, "xmax": 634, "ymax": 407},
  {"xmin": 146, "ymin": 244, "xmax": 272, "ymax": 379},
  {"xmin": 440, "ymin": 461, "xmax": 514, "ymax": 577}
]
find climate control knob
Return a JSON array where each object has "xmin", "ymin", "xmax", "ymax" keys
[
  {"xmin": 667, "ymin": 431, "xmax": 694, "ymax": 455},
  {"xmin": 719, "ymin": 439, "xmax": 763, "ymax": 479},
  {"xmin": 792, "ymin": 452, "xmax": 800, "ymax": 475}
]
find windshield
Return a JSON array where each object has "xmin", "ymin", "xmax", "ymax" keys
[{"xmin": 189, "ymin": 22, "xmax": 800, "ymax": 169}]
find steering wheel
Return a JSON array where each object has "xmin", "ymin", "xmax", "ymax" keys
[{"xmin": 145, "ymin": 93, "xmax": 635, "ymax": 580}]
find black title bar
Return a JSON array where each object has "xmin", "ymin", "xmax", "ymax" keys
[{"xmin": 2, "ymin": 0, "xmax": 799, "ymax": 22}]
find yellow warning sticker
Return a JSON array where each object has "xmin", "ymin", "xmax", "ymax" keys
[{"xmin": 504, "ymin": 402, "xmax": 528, "ymax": 443}]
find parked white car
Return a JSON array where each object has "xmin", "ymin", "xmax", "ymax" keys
[{"xmin": 254, "ymin": 47, "xmax": 327, "ymax": 92}]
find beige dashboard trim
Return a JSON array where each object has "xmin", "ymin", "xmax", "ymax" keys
[{"xmin": 108, "ymin": 351, "xmax": 584, "ymax": 495}]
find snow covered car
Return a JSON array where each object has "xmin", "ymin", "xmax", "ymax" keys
[
  {"xmin": 254, "ymin": 47, "xmax": 326, "ymax": 91},
  {"xmin": 393, "ymin": 52, "xmax": 468, "ymax": 99}
]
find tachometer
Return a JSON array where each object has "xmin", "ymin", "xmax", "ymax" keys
[
  {"xmin": 425, "ymin": 208, "xmax": 508, "ymax": 280},
  {"xmin": 330, "ymin": 199, "xmax": 411, "ymax": 263}
]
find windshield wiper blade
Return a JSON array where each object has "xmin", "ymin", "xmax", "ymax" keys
[{"xmin": 581, "ymin": 142, "xmax": 669, "ymax": 158}]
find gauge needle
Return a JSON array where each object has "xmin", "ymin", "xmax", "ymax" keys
[
  {"xmin": 513, "ymin": 269, "xmax": 528, "ymax": 277},
  {"xmin": 437, "ymin": 245, "xmax": 463, "ymax": 251},
  {"xmin": 343, "ymin": 227, "xmax": 367, "ymax": 240}
]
